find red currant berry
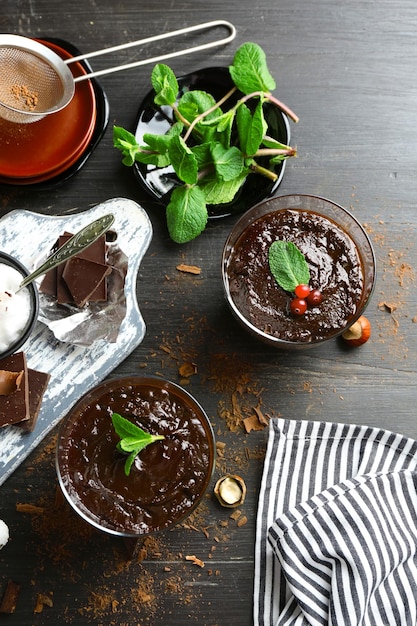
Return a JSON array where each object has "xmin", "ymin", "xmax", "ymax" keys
[
  {"xmin": 290, "ymin": 298, "xmax": 307, "ymax": 316},
  {"xmin": 306, "ymin": 289, "xmax": 323, "ymax": 306},
  {"xmin": 294, "ymin": 284, "xmax": 311, "ymax": 299}
]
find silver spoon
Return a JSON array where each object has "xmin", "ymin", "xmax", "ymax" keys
[{"xmin": 17, "ymin": 213, "xmax": 115, "ymax": 291}]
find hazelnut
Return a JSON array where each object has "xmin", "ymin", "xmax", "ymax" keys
[
  {"xmin": 342, "ymin": 315, "xmax": 371, "ymax": 347},
  {"xmin": 214, "ymin": 474, "xmax": 246, "ymax": 508}
]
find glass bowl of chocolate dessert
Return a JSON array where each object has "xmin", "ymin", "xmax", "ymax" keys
[
  {"xmin": 0, "ymin": 251, "xmax": 39, "ymax": 359},
  {"xmin": 222, "ymin": 194, "xmax": 376, "ymax": 350},
  {"xmin": 56, "ymin": 376, "xmax": 216, "ymax": 538}
]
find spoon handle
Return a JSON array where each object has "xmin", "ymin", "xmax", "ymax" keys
[{"xmin": 18, "ymin": 213, "xmax": 115, "ymax": 291}]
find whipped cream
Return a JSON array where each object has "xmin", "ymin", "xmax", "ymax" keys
[
  {"xmin": 0, "ymin": 263, "xmax": 32, "ymax": 354},
  {"xmin": 0, "ymin": 519, "xmax": 9, "ymax": 549}
]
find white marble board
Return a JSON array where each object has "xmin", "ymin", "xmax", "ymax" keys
[{"xmin": 0, "ymin": 198, "xmax": 153, "ymax": 486}]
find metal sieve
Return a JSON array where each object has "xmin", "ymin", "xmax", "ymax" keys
[{"xmin": 0, "ymin": 20, "xmax": 236, "ymax": 124}]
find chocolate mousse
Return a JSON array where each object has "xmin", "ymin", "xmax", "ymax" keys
[
  {"xmin": 226, "ymin": 208, "xmax": 368, "ymax": 343},
  {"xmin": 57, "ymin": 377, "xmax": 215, "ymax": 536}
]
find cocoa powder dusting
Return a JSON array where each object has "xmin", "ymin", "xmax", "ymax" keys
[
  {"xmin": 7, "ymin": 310, "xmax": 267, "ymax": 622},
  {"xmin": 10, "ymin": 84, "xmax": 39, "ymax": 111},
  {"xmin": 364, "ymin": 215, "xmax": 416, "ymax": 361}
]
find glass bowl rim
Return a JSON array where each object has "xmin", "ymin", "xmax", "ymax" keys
[
  {"xmin": 56, "ymin": 374, "xmax": 216, "ymax": 538},
  {"xmin": 221, "ymin": 193, "xmax": 376, "ymax": 349}
]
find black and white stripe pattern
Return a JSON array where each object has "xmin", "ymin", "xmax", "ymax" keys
[{"xmin": 254, "ymin": 419, "xmax": 417, "ymax": 625}]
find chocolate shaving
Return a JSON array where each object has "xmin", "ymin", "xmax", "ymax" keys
[
  {"xmin": 185, "ymin": 554, "xmax": 205, "ymax": 568},
  {"xmin": 0, "ymin": 580, "xmax": 20, "ymax": 614},
  {"xmin": 176, "ymin": 264, "xmax": 201, "ymax": 275}
]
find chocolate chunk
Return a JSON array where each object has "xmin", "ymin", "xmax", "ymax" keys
[
  {"xmin": 76, "ymin": 234, "xmax": 106, "ymax": 263},
  {"xmin": 39, "ymin": 233, "xmax": 66, "ymax": 298},
  {"xmin": 39, "ymin": 232, "xmax": 111, "ymax": 307},
  {"xmin": 38, "ymin": 265, "xmax": 57, "ymax": 296},
  {"xmin": 62, "ymin": 257, "xmax": 112, "ymax": 307},
  {"xmin": 17, "ymin": 369, "xmax": 50, "ymax": 432},
  {"xmin": 0, "ymin": 352, "xmax": 29, "ymax": 426},
  {"xmin": 0, "ymin": 580, "xmax": 20, "ymax": 614}
]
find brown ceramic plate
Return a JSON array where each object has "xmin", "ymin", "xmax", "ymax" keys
[{"xmin": 0, "ymin": 39, "xmax": 96, "ymax": 180}]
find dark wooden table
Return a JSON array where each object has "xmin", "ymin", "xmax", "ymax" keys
[{"xmin": 1, "ymin": 0, "xmax": 417, "ymax": 623}]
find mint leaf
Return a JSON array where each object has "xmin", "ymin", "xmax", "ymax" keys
[
  {"xmin": 200, "ymin": 172, "xmax": 247, "ymax": 205},
  {"xmin": 168, "ymin": 135, "xmax": 198, "ymax": 185},
  {"xmin": 262, "ymin": 136, "xmax": 292, "ymax": 150},
  {"xmin": 151, "ymin": 63, "xmax": 178, "ymax": 106},
  {"xmin": 113, "ymin": 126, "xmax": 141, "ymax": 166},
  {"xmin": 178, "ymin": 90, "xmax": 219, "ymax": 122},
  {"xmin": 268, "ymin": 241, "xmax": 310, "ymax": 292},
  {"xmin": 236, "ymin": 100, "xmax": 267, "ymax": 156},
  {"xmin": 191, "ymin": 143, "xmax": 214, "ymax": 170},
  {"xmin": 166, "ymin": 185, "xmax": 208, "ymax": 243},
  {"xmin": 229, "ymin": 42, "xmax": 276, "ymax": 94},
  {"xmin": 143, "ymin": 121, "xmax": 184, "ymax": 153},
  {"xmin": 111, "ymin": 413, "xmax": 165, "ymax": 476},
  {"xmin": 211, "ymin": 144, "xmax": 244, "ymax": 181}
]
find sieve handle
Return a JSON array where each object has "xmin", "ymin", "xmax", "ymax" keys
[{"xmin": 66, "ymin": 20, "xmax": 236, "ymax": 83}]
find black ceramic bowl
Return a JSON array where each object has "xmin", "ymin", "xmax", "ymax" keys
[
  {"xmin": 222, "ymin": 194, "xmax": 376, "ymax": 350},
  {"xmin": 56, "ymin": 376, "xmax": 216, "ymax": 538},
  {"xmin": 133, "ymin": 67, "xmax": 291, "ymax": 219},
  {"xmin": 0, "ymin": 251, "xmax": 39, "ymax": 359}
]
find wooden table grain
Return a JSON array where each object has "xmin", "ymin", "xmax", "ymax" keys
[{"xmin": 1, "ymin": 0, "xmax": 417, "ymax": 624}]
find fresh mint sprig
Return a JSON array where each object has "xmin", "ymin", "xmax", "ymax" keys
[
  {"xmin": 113, "ymin": 41, "xmax": 298, "ymax": 244},
  {"xmin": 268, "ymin": 240, "xmax": 310, "ymax": 292},
  {"xmin": 111, "ymin": 413, "xmax": 165, "ymax": 476}
]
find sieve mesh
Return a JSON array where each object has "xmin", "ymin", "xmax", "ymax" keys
[{"xmin": 0, "ymin": 47, "xmax": 65, "ymax": 115}]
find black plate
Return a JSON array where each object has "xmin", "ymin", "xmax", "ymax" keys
[
  {"xmin": 0, "ymin": 37, "xmax": 109, "ymax": 190},
  {"xmin": 133, "ymin": 67, "xmax": 291, "ymax": 219}
]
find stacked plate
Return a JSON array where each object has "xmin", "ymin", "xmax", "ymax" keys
[{"xmin": 0, "ymin": 38, "xmax": 108, "ymax": 187}]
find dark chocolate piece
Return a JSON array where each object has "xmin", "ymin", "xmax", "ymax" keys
[
  {"xmin": 62, "ymin": 257, "xmax": 112, "ymax": 307},
  {"xmin": 38, "ymin": 265, "xmax": 57, "ymax": 296},
  {"xmin": 0, "ymin": 352, "xmax": 29, "ymax": 426},
  {"xmin": 76, "ymin": 233, "xmax": 106, "ymax": 263},
  {"xmin": 17, "ymin": 369, "xmax": 51, "ymax": 432},
  {"xmin": 39, "ymin": 232, "xmax": 110, "ymax": 307},
  {"xmin": 39, "ymin": 232, "xmax": 65, "ymax": 297}
]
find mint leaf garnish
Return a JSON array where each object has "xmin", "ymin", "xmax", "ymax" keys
[
  {"xmin": 111, "ymin": 413, "xmax": 165, "ymax": 476},
  {"xmin": 268, "ymin": 240, "xmax": 310, "ymax": 292}
]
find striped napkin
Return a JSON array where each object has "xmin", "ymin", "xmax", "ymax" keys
[{"xmin": 254, "ymin": 419, "xmax": 417, "ymax": 626}]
